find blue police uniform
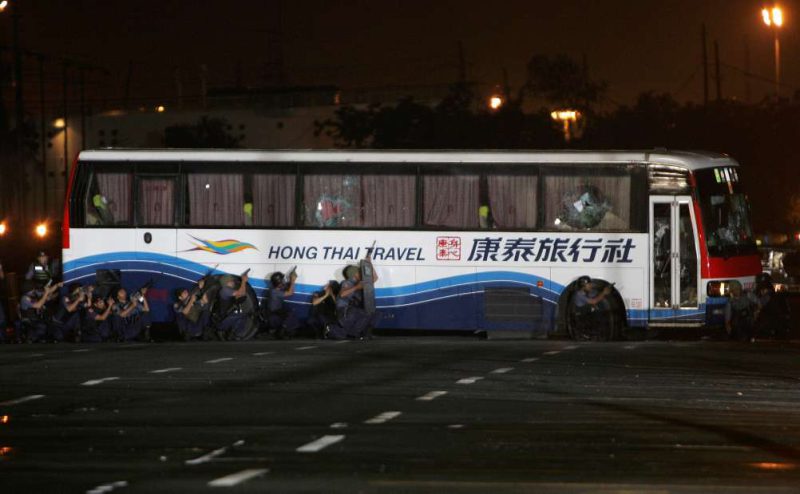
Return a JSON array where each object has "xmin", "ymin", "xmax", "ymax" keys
[
  {"xmin": 174, "ymin": 299, "xmax": 210, "ymax": 340},
  {"xmin": 336, "ymin": 279, "xmax": 377, "ymax": 339},
  {"xmin": 264, "ymin": 286, "xmax": 300, "ymax": 338},
  {"xmin": 20, "ymin": 289, "xmax": 55, "ymax": 342},
  {"xmin": 83, "ymin": 307, "xmax": 113, "ymax": 343},
  {"xmin": 112, "ymin": 300, "xmax": 151, "ymax": 342},
  {"xmin": 308, "ymin": 285, "xmax": 346, "ymax": 339},
  {"xmin": 218, "ymin": 286, "xmax": 249, "ymax": 340}
]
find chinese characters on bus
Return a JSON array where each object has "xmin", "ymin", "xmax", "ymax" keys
[{"xmin": 466, "ymin": 237, "xmax": 635, "ymax": 263}]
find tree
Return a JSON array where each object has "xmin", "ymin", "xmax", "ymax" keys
[
  {"xmin": 164, "ymin": 116, "xmax": 242, "ymax": 148},
  {"xmin": 524, "ymin": 54, "xmax": 607, "ymax": 111}
]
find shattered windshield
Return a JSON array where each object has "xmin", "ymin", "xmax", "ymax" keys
[{"xmin": 694, "ymin": 168, "xmax": 757, "ymax": 257}]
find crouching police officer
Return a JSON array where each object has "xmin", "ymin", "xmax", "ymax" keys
[
  {"xmin": 217, "ymin": 272, "xmax": 250, "ymax": 340},
  {"xmin": 111, "ymin": 287, "xmax": 152, "ymax": 342},
  {"xmin": 84, "ymin": 296, "xmax": 115, "ymax": 342},
  {"xmin": 54, "ymin": 283, "xmax": 91, "ymax": 342},
  {"xmin": 262, "ymin": 270, "xmax": 300, "ymax": 339},
  {"xmin": 572, "ymin": 276, "xmax": 612, "ymax": 340},
  {"xmin": 725, "ymin": 281, "xmax": 756, "ymax": 341},
  {"xmin": 308, "ymin": 280, "xmax": 346, "ymax": 339},
  {"xmin": 336, "ymin": 264, "xmax": 379, "ymax": 339},
  {"xmin": 19, "ymin": 281, "xmax": 62, "ymax": 342},
  {"xmin": 174, "ymin": 283, "xmax": 211, "ymax": 341}
]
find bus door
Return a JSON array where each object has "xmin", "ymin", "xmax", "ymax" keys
[{"xmin": 649, "ymin": 196, "xmax": 701, "ymax": 324}]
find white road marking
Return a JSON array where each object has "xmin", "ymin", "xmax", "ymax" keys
[
  {"xmin": 624, "ymin": 345, "xmax": 637, "ymax": 350},
  {"xmin": 186, "ymin": 447, "xmax": 228, "ymax": 465},
  {"xmin": 542, "ymin": 350, "xmax": 561, "ymax": 356},
  {"xmin": 364, "ymin": 411, "xmax": 402, "ymax": 424},
  {"xmin": 73, "ymin": 349, "xmax": 92, "ymax": 353},
  {"xmin": 86, "ymin": 480, "xmax": 128, "ymax": 494},
  {"xmin": 150, "ymin": 367, "xmax": 182, "ymax": 374},
  {"xmin": 448, "ymin": 424, "xmax": 465, "ymax": 429},
  {"xmin": 456, "ymin": 376, "xmax": 484, "ymax": 385},
  {"xmin": 416, "ymin": 391, "xmax": 447, "ymax": 401},
  {"xmin": 297, "ymin": 435, "xmax": 345, "ymax": 453},
  {"xmin": 295, "ymin": 346, "xmax": 317, "ymax": 350},
  {"xmin": 0, "ymin": 394, "xmax": 45, "ymax": 406},
  {"xmin": 81, "ymin": 377, "xmax": 119, "ymax": 386},
  {"xmin": 563, "ymin": 345, "xmax": 579, "ymax": 350},
  {"xmin": 208, "ymin": 468, "xmax": 269, "ymax": 487},
  {"xmin": 334, "ymin": 340, "xmax": 350, "ymax": 344},
  {"xmin": 521, "ymin": 357, "xmax": 539, "ymax": 363},
  {"xmin": 29, "ymin": 353, "xmax": 45, "ymax": 357},
  {"xmin": 205, "ymin": 358, "xmax": 233, "ymax": 364},
  {"xmin": 491, "ymin": 367, "xmax": 514, "ymax": 374},
  {"xmin": 330, "ymin": 422, "xmax": 348, "ymax": 429},
  {"xmin": 252, "ymin": 352, "xmax": 274, "ymax": 356}
]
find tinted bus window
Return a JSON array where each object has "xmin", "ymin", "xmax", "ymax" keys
[
  {"xmin": 85, "ymin": 172, "xmax": 133, "ymax": 226},
  {"xmin": 423, "ymin": 175, "xmax": 479, "ymax": 229},
  {"xmin": 303, "ymin": 174, "xmax": 415, "ymax": 228},
  {"xmin": 543, "ymin": 169, "xmax": 631, "ymax": 231},
  {"xmin": 252, "ymin": 174, "xmax": 296, "ymax": 227},
  {"xmin": 138, "ymin": 177, "xmax": 177, "ymax": 226},
  {"xmin": 187, "ymin": 173, "xmax": 245, "ymax": 227},
  {"xmin": 486, "ymin": 174, "xmax": 538, "ymax": 229}
]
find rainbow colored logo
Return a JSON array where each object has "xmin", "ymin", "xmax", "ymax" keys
[{"xmin": 187, "ymin": 236, "xmax": 257, "ymax": 255}]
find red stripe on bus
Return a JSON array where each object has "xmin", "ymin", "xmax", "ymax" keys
[
  {"xmin": 705, "ymin": 255, "xmax": 761, "ymax": 279},
  {"xmin": 62, "ymin": 156, "xmax": 80, "ymax": 249}
]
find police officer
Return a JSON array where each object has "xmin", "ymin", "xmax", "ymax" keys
[
  {"xmin": 54, "ymin": 283, "xmax": 91, "ymax": 342},
  {"xmin": 308, "ymin": 280, "xmax": 345, "ymax": 339},
  {"xmin": 25, "ymin": 251, "xmax": 56, "ymax": 287},
  {"xmin": 84, "ymin": 295, "xmax": 115, "ymax": 343},
  {"xmin": 753, "ymin": 274, "xmax": 790, "ymax": 340},
  {"xmin": 19, "ymin": 281, "xmax": 62, "ymax": 342},
  {"xmin": 572, "ymin": 276, "xmax": 612, "ymax": 340},
  {"xmin": 174, "ymin": 282, "xmax": 211, "ymax": 341},
  {"xmin": 725, "ymin": 281, "xmax": 756, "ymax": 341},
  {"xmin": 217, "ymin": 272, "xmax": 250, "ymax": 340},
  {"xmin": 263, "ymin": 271, "xmax": 300, "ymax": 339},
  {"xmin": 336, "ymin": 264, "xmax": 380, "ymax": 339},
  {"xmin": 111, "ymin": 287, "xmax": 152, "ymax": 342}
]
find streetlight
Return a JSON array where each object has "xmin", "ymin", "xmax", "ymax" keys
[
  {"xmin": 488, "ymin": 95, "xmax": 504, "ymax": 111},
  {"xmin": 762, "ymin": 5, "xmax": 784, "ymax": 98}
]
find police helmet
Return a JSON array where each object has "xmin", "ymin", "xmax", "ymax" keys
[
  {"xmin": 328, "ymin": 280, "xmax": 341, "ymax": 296},
  {"xmin": 270, "ymin": 272, "xmax": 285, "ymax": 287},
  {"xmin": 577, "ymin": 275, "xmax": 592, "ymax": 287},
  {"xmin": 343, "ymin": 265, "xmax": 360, "ymax": 280}
]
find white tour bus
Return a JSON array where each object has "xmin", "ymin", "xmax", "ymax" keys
[{"xmin": 62, "ymin": 149, "xmax": 761, "ymax": 338}]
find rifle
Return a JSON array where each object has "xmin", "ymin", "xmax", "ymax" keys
[
  {"xmin": 366, "ymin": 240, "xmax": 376, "ymax": 260},
  {"xmin": 179, "ymin": 264, "xmax": 218, "ymax": 309},
  {"xmin": 131, "ymin": 279, "xmax": 154, "ymax": 303},
  {"xmin": 240, "ymin": 268, "xmax": 251, "ymax": 278}
]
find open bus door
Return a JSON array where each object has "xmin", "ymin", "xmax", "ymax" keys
[{"xmin": 649, "ymin": 196, "xmax": 702, "ymax": 325}]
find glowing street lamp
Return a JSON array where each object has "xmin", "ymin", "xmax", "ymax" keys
[
  {"xmin": 0, "ymin": 1, "xmax": 8, "ymax": 12},
  {"xmin": 35, "ymin": 223, "xmax": 47, "ymax": 238},
  {"xmin": 551, "ymin": 109, "xmax": 582, "ymax": 142},
  {"xmin": 762, "ymin": 5, "xmax": 784, "ymax": 98},
  {"xmin": 0, "ymin": 221, "xmax": 6, "ymax": 235},
  {"xmin": 488, "ymin": 95, "xmax": 504, "ymax": 110}
]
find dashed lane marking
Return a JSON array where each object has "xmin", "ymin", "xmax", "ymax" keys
[
  {"xmin": 542, "ymin": 350, "xmax": 561, "ymax": 356},
  {"xmin": 186, "ymin": 447, "xmax": 228, "ymax": 465},
  {"xmin": 205, "ymin": 358, "xmax": 233, "ymax": 364},
  {"xmin": 72, "ymin": 349, "xmax": 92, "ymax": 353},
  {"xmin": 252, "ymin": 352, "xmax": 274, "ymax": 356},
  {"xmin": 491, "ymin": 367, "xmax": 514, "ymax": 374},
  {"xmin": 295, "ymin": 346, "xmax": 317, "ymax": 350},
  {"xmin": 150, "ymin": 367, "xmax": 182, "ymax": 374},
  {"xmin": 563, "ymin": 345, "xmax": 579, "ymax": 350},
  {"xmin": 29, "ymin": 353, "xmax": 45, "ymax": 357},
  {"xmin": 416, "ymin": 391, "xmax": 447, "ymax": 401},
  {"xmin": 0, "ymin": 394, "xmax": 45, "ymax": 406},
  {"xmin": 334, "ymin": 340, "xmax": 350, "ymax": 344},
  {"xmin": 208, "ymin": 468, "xmax": 269, "ymax": 487},
  {"xmin": 82, "ymin": 377, "xmax": 119, "ymax": 386},
  {"xmin": 86, "ymin": 480, "xmax": 128, "ymax": 494},
  {"xmin": 448, "ymin": 424, "xmax": 465, "ymax": 429},
  {"xmin": 297, "ymin": 435, "xmax": 345, "ymax": 453},
  {"xmin": 521, "ymin": 357, "xmax": 539, "ymax": 363},
  {"xmin": 456, "ymin": 377, "xmax": 484, "ymax": 385},
  {"xmin": 330, "ymin": 422, "xmax": 348, "ymax": 429},
  {"xmin": 624, "ymin": 345, "xmax": 638, "ymax": 350},
  {"xmin": 364, "ymin": 411, "xmax": 402, "ymax": 424}
]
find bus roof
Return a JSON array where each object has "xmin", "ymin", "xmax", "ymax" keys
[{"xmin": 78, "ymin": 148, "xmax": 739, "ymax": 171}]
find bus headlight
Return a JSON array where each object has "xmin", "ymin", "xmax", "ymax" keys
[
  {"xmin": 707, "ymin": 280, "xmax": 734, "ymax": 297},
  {"xmin": 35, "ymin": 223, "xmax": 47, "ymax": 238}
]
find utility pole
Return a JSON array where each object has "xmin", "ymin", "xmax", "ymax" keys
[
  {"xmin": 714, "ymin": 40, "xmax": 722, "ymax": 101},
  {"xmin": 701, "ymin": 24, "xmax": 709, "ymax": 105},
  {"xmin": 12, "ymin": 1, "xmax": 24, "ymax": 223}
]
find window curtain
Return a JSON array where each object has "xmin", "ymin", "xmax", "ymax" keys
[
  {"xmin": 362, "ymin": 175, "xmax": 415, "ymax": 227},
  {"xmin": 95, "ymin": 173, "xmax": 132, "ymax": 224},
  {"xmin": 423, "ymin": 175, "xmax": 479, "ymax": 228},
  {"xmin": 139, "ymin": 178, "xmax": 175, "ymax": 225},
  {"xmin": 253, "ymin": 174, "xmax": 296, "ymax": 226},
  {"xmin": 188, "ymin": 174, "xmax": 245, "ymax": 226},
  {"xmin": 487, "ymin": 175, "xmax": 537, "ymax": 229}
]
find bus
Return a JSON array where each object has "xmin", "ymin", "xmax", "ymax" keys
[{"xmin": 62, "ymin": 149, "xmax": 761, "ymax": 339}]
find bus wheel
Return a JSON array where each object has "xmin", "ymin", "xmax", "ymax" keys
[{"xmin": 563, "ymin": 280, "xmax": 626, "ymax": 341}]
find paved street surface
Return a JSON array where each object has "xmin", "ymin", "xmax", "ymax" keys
[{"xmin": 1, "ymin": 337, "xmax": 800, "ymax": 493}]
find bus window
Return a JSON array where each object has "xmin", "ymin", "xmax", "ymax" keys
[
  {"xmin": 85, "ymin": 172, "xmax": 132, "ymax": 226},
  {"xmin": 187, "ymin": 173, "xmax": 245, "ymax": 227},
  {"xmin": 486, "ymin": 175, "xmax": 537, "ymax": 229},
  {"xmin": 303, "ymin": 174, "xmax": 415, "ymax": 228},
  {"xmin": 543, "ymin": 171, "xmax": 631, "ymax": 231},
  {"xmin": 423, "ymin": 175, "xmax": 480, "ymax": 229},
  {"xmin": 252, "ymin": 174, "xmax": 296, "ymax": 227},
  {"xmin": 138, "ymin": 177, "xmax": 176, "ymax": 226}
]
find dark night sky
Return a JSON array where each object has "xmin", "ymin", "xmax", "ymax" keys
[{"xmin": 13, "ymin": 0, "xmax": 800, "ymax": 107}]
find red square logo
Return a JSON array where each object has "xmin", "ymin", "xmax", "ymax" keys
[{"xmin": 437, "ymin": 236, "xmax": 461, "ymax": 260}]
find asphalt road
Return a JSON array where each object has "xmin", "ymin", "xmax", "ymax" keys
[{"xmin": 1, "ymin": 337, "xmax": 800, "ymax": 493}]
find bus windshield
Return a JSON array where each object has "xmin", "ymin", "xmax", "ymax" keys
[{"xmin": 694, "ymin": 168, "xmax": 756, "ymax": 257}]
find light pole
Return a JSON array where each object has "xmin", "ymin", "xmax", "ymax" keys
[{"xmin": 762, "ymin": 5, "xmax": 784, "ymax": 98}]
